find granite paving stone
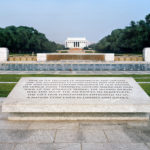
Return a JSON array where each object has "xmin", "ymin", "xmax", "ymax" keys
[
  {"xmin": 0, "ymin": 106, "xmax": 8, "ymax": 120},
  {"xmin": 81, "ymin": 129, "xmax": 108, "ymax": 143},
  {"xmin": 0, "ymin": 144, "xmax": 15, "ymax": 150},
  {"xmin": 79, "ymin": 122, "xmax": 124, "ymax": 130},
  {"xmin": 79, "ymin": 120, "xmax": 126, "ymax": 125},
  {"xmin": 123, "ymin": 128, "xmax": 150, "ymax": 143},
  {"xmin": 28, "ymin": 121, "xmax": 79, "ymax": 130},
  {"xmin": 104, "ymin": 129, "xmax": 133, "ymax": 143},
  {"xmin": 55, "ymin": 129, "xmax": 108, "ymax": 143},
  {"xmin": 14, "ymin": 144, "xmax": 52, "ymax": 150},
  {"xmin": 0, "ymin": 129, "xmax": 56, "ymax": 143},
  {"xmin": 0, "ymin": 120, "xmax": 31, "ymax": 130},
  {"xmin": 0, "ymin": 113, "xmax": 8, "ymax": 120},
  {"xmin": 146, "ymin": 143, "xmax": 150, "ymax": 149},
  {"xmin": 55, "ymin": 129, "xmax": 82, "ymax": 143},
  {"xmin": 82, "ymin": 143, "xmax": 150, "ymax": 150},
  {"xmin": 14, "ymin": 143, "xmax": 81, "ymax": 150},
  {"xmin": 0, "ymin": 98, "xmax": 4, "ymax": 105},
  {"xmin": 126, "ymin": 121, "xmax": 149, "ymax": 128},
  {"xmin": 121, "ymin": 128, "xmax": 143, "ymax": 143}
]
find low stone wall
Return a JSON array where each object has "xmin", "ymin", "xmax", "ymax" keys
[
  {"xmin": 47, "ymin": 54, "xmax": 105, "ymax": 61},
  {"xmin": 37, "ymin": 53, "xmax": 114, "ymax": 62},
  {"xmin": 0, "ymin": 63, "xmax": 150, "ymax": 71},
  {"xmin": 7, "ymin": 56, "xmax": 143, "ymax": 62},
  {"xmin": 8, "ymin": 56, "xmax": 37, "ymax": 61},
  {"xmin": 1, "ymin": 47, "xmax": 150, "ymax": 63},
  {"xmin": 7, "ymin": 56, "xmax": 144, "ymax": 62},
  {"xmin": 115, "ymin": 56, "xmax": 143, "ymax": 61}
]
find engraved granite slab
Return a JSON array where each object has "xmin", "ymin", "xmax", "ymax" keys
[{"xmin": 2, "ymin": 77, "xmax": 150, "ymax": 113}]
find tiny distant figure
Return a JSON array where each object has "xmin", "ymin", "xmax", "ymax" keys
[
  {"xmin": 69, "ymin": 68, "xmax": 72, "ymax": 71},
  {"xmin": 32, "ymin": 52, "xmax": 34, "ymax": 56}
]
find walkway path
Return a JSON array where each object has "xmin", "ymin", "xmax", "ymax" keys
[
  {"xmin": 0, "ymin": 82, "xmax": 17, "ymax": 83},
  {"xmin": 0, "ymin": 71, "xmax": 150, "ymax": 75},
  {"xmin": 138, "ymin": 82, "xmax": 150, "ymax": 83}
]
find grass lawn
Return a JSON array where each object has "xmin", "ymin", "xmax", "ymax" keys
[
  {"xmin": 134, "ymin": 78, "xmax": 150, "ymax": 82},
  {"xmin": 0, "ymin": 74, "xmax": 150, "ymax": 82},
  {"xmin": 140, "ymin": 84, "xmax": 150, "ymax": 96},
  {"xmin": 0, "ymin": 83, "xmax": 16, "ymax": 97}
]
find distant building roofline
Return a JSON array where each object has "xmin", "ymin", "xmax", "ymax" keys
[{"xmin": 66, "ymin": 37, "xmax": 87, "ymax": 41}]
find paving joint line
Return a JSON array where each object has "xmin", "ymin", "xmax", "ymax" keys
[
  {"xmin": 12, "ymin": 143, "xmax": 17, "ymax": 150},
  {"xmin": 80, "ymin": 143, "xmax": 82, "ymax": 150},
  {"xmin": 26, "ymin": 121, "xmax": 34, "ymax": 130},
  {"xmin": 53, "ymin": 129, "xmax": 57, "ymax": 143},
  {"xmin": 144, "ymin": 143, "xmax": 150, "ymax": 149},
  {"xmin": 103, "ymin": 129, "xmax": 110, "ymax": 143}
]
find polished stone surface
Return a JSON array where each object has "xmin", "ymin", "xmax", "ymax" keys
[{"xmin": 2, "ymin": 77, "xmax": 150, "ymax": 117}]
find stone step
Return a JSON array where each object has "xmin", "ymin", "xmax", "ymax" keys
[
  {"xmin": 8, "ymin": 113, "xmax": 150, "ymax": 121},
  {"xmin": 2, "ymin": 77, "xmax": 150, "ymax": 121}
]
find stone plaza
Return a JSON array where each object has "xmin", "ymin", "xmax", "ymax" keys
[
  {"xmin": 1, "ymin": 98, "xmax": 150, "ymax": 150},
  {"xmin": 0, "ymin": 47, "xmax": 150, "ymax": 150}
]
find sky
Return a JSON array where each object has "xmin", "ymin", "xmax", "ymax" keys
[{"xmin": 0, "ymin": 0, "xmax": 150, "ymax": 44}]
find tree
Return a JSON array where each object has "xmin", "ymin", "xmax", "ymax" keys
[
  {"xmin": 95, "ymin": 13, "xmax": 150, "ymax": 54},
  {"xmin": 0, "ymin": 26, "xmax": 64, "ymax": 54}
]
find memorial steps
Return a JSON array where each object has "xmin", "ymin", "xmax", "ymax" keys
[{"xmin": 68, "ymin": 50, "xmax": 85, "ymax": 53}]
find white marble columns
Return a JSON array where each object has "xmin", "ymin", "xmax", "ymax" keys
[{"xmin": 65, "ymin": 37, "xmax": 88, "ymax": 49}]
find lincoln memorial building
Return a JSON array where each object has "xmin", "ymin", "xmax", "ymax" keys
[{"xmin": 65, "ymin": 37, "xmax": 88, "ymax": 49}]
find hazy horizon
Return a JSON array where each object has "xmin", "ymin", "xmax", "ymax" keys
[{"xmin": 0, "ymin": 0, "xmax": 150, "ymax": 44}]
